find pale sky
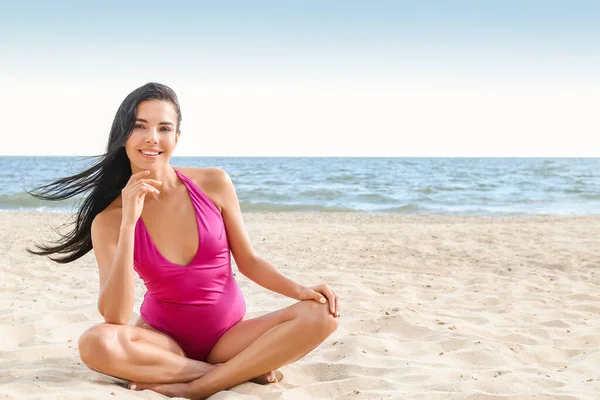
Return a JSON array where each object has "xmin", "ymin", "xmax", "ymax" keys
[{"xmin": 2, "ymin": 1, "xmax": 599, "ymax": 157}]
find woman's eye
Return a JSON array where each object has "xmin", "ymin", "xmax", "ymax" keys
[
  {"xmin": 161, "ymin": 127, "xmax": 172, "ymax": 132},
  {"xmin": 134, "ymin": 124, "xmax": 144, "ymax": 129}
]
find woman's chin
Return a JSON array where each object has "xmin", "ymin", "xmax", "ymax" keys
[{"xmin": 133, "ymin": 155, "xmax": 168, "ymax": 168}]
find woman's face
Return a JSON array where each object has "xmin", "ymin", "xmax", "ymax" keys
[{"xmin": 125, "ymin": 99, "xmax": 180, "ymax": 171}]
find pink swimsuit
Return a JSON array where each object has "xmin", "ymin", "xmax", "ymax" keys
[{"xmin": 133, "ymin": 169, "xmax": 246, "ymax": 361}]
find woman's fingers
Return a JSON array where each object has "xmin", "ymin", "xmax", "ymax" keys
[
  {"xmin": 127, "ymin": 170, "xmax": 151, "ymax": 184},
  {"xmin": 125, "ymin": 171, "xmax": 163, "ymax": 190},
  {"xmin": 314, "ymin": 284, "xmax": 341, "ymax": 317},
  {"xmin": 119, "ymin": 172, "xmax": 162, "ymax": 226},
  {"xmin": 137, "ymin": 183, "xmax": 160, "ymax": 198},
  {"xmin": 124, "ymin": 180, "xmax": 161, "ymax": 195},
  {"xmin": 139, "ymin": 182, "xmax": 161, "ymax": 193},
  {"xmin": 139, "ymin": 184, "xmax": 160, "ymax": 195},
  {"xmin": 124, "ymin": 179, "xmax": 162, "ymax": 192},
  {"xmin": 137, "ymin": 178, "xmax": 163, "ymax": 188},
  {"xmin": 334, "ymin": 292, "xmax": 341, "ymax": 317},
  {"xmin": 317, "ymin": 284, "xmax": 336, "ymax": 314},
  {"xmin": 329, "ymin": 289, "xmax": 340, "ymax": 317},
  {"xmin": 311, "ymin": 290, "xmax": 327, "ymax": 304}
]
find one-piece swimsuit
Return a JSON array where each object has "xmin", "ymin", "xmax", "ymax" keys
[{"xmin": 133, "ymin": 168, "xmax": 246, "ymax": 361}]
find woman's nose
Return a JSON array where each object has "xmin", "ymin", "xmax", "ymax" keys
[{"xmin": 144, "ymin": 128, "xmax": 159, "ymax": 143}]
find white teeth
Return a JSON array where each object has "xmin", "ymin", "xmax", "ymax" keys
[{"xmin": 141, "ymin": 151, "xmax": 160, "ymax": 156}]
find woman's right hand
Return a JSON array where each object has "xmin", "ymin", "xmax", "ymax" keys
[{"xmin": 120, "ymin": 170, "xmax": 162, "ymax": 227}]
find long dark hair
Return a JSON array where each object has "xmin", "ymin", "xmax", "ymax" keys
[{"xmin": 27, "ymin": 82, "xmax": 182, "ymax": 263}]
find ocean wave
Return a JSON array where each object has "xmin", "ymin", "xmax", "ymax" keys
[
  {"xmin": 355, "ymin": 193, "xmax": 398, "ymax": 204},
  {"xmin": 0, "ymin": 192, "xmax": 79, "ymax": 210},
  {"xmin": 240, "ymin": 202, "xmax": 356, "ymax": 213},
  {"xmin": 377, "ymin": 204, "xmax": 425, "ymax": 213},
  {"xmin": 297, "ymin": 188, "xmax": 346, "ymax": 198},
  {"xmin": 240, "ymin": 188, "xmax": 291, "ymax": 201},
  {"xmin": 326, "ymin": 175, "xmax": 360, "ymax": 184},
  {"xmin": 416, "ymin": 186, "xmax": 466, "ymax": 193},
  {"xmin": 579, "ymin": 193, "xmax": 600, "ymax": 200}
]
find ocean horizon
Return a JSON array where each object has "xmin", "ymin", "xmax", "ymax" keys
[{"xmin": 1, "ymin": 156, "xmax": 599, "ymax": 216}]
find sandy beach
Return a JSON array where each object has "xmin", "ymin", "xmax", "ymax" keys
[{"xmin": 1, "ymin": 211, "xmax": 599, "ymax": 400}]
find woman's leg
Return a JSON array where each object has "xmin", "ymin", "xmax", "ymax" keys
[
  {"xmin": 78, "ymin": 317, "xmax": 215, "ymax": 384},
  {"xmin": 132, "ymin": 300, "xmax": 339, "ymax": 399}
]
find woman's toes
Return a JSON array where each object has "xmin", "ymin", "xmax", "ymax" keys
[
  {"xmin": 275, "ymin": 370, "xmax": 284, "ymax": 382},
  {"xmin": 250, "ymin": 370, "xmax": 284, "ymax": 385},
  {"xmin": 127, "ymin": 381, "xmax": 152, "ymax": 391}
]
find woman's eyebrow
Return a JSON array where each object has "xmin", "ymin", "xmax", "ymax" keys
[{"xmin": 135, "ymin": 118, "xmax": 174, "ymax": 126}]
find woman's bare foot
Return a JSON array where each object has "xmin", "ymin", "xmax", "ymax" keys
[
  {"xmin": 250, "ymin": 370, "xmax": 284, "ymax": 384},
  {"xmin": 128, "ymin": 370, "xmax": 283, "ymax": 397},
  {"xmin": 128, "ymin": 381, "xmax": 191, "ymax": 398}
]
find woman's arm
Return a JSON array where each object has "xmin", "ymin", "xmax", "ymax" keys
[
  {"xmin": 237, "ymin": 255, "xmax": 304, "ymax": 300},
  {"xmin": 239, "ymin": 255, "xmax": 339, "ymax": 316},
  {"xmin": 93, "ymin": 211, "xmax": 137, "ymax": 325},
  {"xmin": 207, "ymin": 168, "xmax": 340, "ymax": 315},
  {"xmin": 93, "ymin": 170, "xmax": 161, "ymax": 325}
]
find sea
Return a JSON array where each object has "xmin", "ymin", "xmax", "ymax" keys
[{"xmin": 0, "ymin": 156, "xmax": 599, "ymax": 216}]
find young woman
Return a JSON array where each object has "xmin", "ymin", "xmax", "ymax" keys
[{"xmin": 29, "ymin": 82, "xmax": 340, "ymax": 399}]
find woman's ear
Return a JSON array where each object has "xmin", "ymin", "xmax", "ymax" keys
[{"xmin": 175, "ymin": 131, "xmax": 181, "ymax": 144}]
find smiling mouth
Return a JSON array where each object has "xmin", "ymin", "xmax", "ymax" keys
[{"xmin": 139, "ymin": 150, "xmax": 163, "ymax": 157}]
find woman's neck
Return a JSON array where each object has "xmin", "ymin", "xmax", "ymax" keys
[{"xmin": 130, "ymin": 164, "xmax": 180, "ymax": 192}]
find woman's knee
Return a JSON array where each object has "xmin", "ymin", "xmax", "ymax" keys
[
  {"xmin": 78, "ymin": 323, "xmax": 127, "ymax": 367},
  {"xmin": 294, "ymin": 300, "xmax": 339, "ymax": 336}
]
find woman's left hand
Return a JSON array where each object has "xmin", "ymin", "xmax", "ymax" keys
[{"xmin": 298, "ymin": 284, "xmax": 341, "ymax": 318}]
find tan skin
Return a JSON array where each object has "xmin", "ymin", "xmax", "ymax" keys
[{"xmin": 77, "ymin": 100, "xmax": 341, "ymax": 399}]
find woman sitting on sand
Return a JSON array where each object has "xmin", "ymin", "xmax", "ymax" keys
[{"xmin": 29, "ymin": 82, "xmax": 341, "ymax": 399}]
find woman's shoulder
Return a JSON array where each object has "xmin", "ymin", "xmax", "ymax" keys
[
  {"xmin": 92, "ymin": 199, "xmax": 123, "ymax": 235},
  {"xmin": 174, "ymin": 166, "xmax": 232, "ymax": 192},
  {"xmin": 175, "ymin": 166, "xmax": 229, "ymax": 182},
  {"xmin": 174, "ymin": 166, "xmax": 233, "ymax": 211}
]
